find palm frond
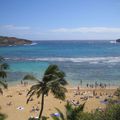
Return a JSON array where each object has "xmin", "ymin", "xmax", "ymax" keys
[
  {"xmin": 0, "ymin": 80, "xmax": 7, "ymax": 89},
  {"xmin": 26, "ymin": 90, "xmax": 36, "ymax": 104},
  {"xmin": 46, "ymin": 76, "xmax": 67, "ymax": 86},
  {"xmin": 43, "ymin": 74, "xmax": 57, "ymax": 83},
  {"xmin": 51, "ymin": 85, "xmax": 67, "ymax": 100},
  {"xmin": 27, "ymin": 88, "xmax": 34, "ymax": 96},
  {"xmin": 36, "ymin": 88, "xmax": 43, "ymax": 98},
  {"xmin": 46, "ymin": 78, "xmax": 60, "ymax": 87},
  {"xmin": 65, "ymin": 102, "xmax": 73, "ymax": 112},
  {"xmin": 0, "ymin": 71, "xmax": 7, "ymax": 79},
  {"xmin": 44, "ymin": 65, "xmax": 67, "ymax": 84},
  {"xmin": 30, "ymin": 83, "xmax": 43, "ymax": 90},
  {"xmin": 54, "ymin": 71, "xmax": 65, "ymax": 78},
  {"xmin": 44, "ymin": 65, "xmax": 59, "ymax": 75},
  {"xmin": 23, "ymin": 74, "xmax": 39, "ymax": 82},
  {"xmin": 27, "ymin": 83, "xmax": 44, "ymax": 103},
  {"xmin": 46, "ymin": 77, "xmax": 67, "ymax": 89},
  {"xmin": 0, "ymin": 88, "xmax": 3, "ymax": 95},
  {"xmin": 27, "ymin": 83, "xmax": 42, "ymax": 96},
  {"xmin": 75, "ymin": 102, "xmax": 85, "ymax": 113},
  {"xmin": 58, "ymin": 78, "xmax": 68, "ymax": 86},
  {"xmin": 65, "ymin": 102, "xmax": 85, "ymax": 120},
  {"xmin": 1, "ymin": 63, "xmax": 9, "ymax": 70},
  {"xmin": 51, "ymin": 116, "xmax": 60, "ymax": 120},
  {"xmin": 65, "ymin": 102, "xmax": 78, "ymax": 120}
]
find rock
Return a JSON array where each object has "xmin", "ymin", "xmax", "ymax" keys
[{"xmin": 0, "ymin": 36, "xmax": 32, "ymax": 46}]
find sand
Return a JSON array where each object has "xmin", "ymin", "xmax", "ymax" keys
[{"xmin": 0, "ymin": 84, "xmax": 117, "ymax": 120}]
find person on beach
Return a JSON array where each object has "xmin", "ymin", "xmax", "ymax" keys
[
  {"xmin": 77, "ymin": 86, "xmax": 80, "ymax": 91},
  {"xmin": 21, "ymin": 80, "xmax": 23, "ymax": 85}
]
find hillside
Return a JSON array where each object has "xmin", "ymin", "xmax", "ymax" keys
[{"xmin": 0, "ymin": 36, "xmax": 32, "ymax": 46}]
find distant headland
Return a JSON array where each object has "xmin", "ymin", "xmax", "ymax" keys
[
  {"xmin": 0, "ymin": 36, "xmax": 32, "ymax": 46},
  {"xmin": 116, "ymin": 39, "xmax": 120, "ymax": 42}
]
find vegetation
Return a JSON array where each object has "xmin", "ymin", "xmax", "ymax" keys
[
  {"xmin": 51, "ymin": 102, "xmax": 120, "ymax": 120},
  {"xmin": 0, "ymin": 36, "xmax": 32, "ymax": 46},
  {"xmin": 114, "ymin": 87, "xmax": 120, "ymax": 99},
  {"xmin": 0, "ymin": 113, "xmax": 7, "ymax": 120},
  {"xmin": 0, "ymin": 56, "xmax": 9, "ymax": 94},
  {"xmin": 0, "ymin": 57, "xmax": 9, "ymax": 120},
  {"xmin": 23, "ymin": 64, "xmax": 67, "ymax": 120},
  {"xmin": 52, "ymin": 102, "xmax": 85, "ymax": 120},
  {"xmin": 51, "ymin": 87, "xmax": 120, "ymax": 120},
  {"xmin": 28, "ymin": 116, "xmax": 49, "ymax": 120}
]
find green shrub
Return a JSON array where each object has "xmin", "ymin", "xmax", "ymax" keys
[{"xmin": 0, "ymin": 113, "xmax": 7, "ymax": 120}]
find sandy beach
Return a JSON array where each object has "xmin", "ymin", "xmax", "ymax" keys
[{"xmin": 0, "ymin": 84, "xmax": 117, "ymax": 120}]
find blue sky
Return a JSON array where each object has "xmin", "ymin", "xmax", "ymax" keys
[{"xmin": 0, "ymin": 0, "xmax": 120, "ymax": 40}]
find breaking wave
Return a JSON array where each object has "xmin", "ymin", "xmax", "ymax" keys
[
  {"xmin": 30, "ymin": 43, "xmax": 38, "ymax": 45},
  {"xmin": 110, "ymin": 41, "xmax": 116, "ymax": 44},
  {"xmin": 6, "ymin": 56, "xmax": 120, "ymax": 64}
]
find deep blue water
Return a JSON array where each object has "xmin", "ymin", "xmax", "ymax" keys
[{"xmin": 0, "ymin": 40, "xmax": 120, "ymax": 86}]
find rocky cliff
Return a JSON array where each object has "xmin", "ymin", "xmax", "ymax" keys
[{"xmin": 0, "ymin": 36, "xmax": 32, "ymax": 46}]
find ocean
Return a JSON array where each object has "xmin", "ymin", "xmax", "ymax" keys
[{"xmin": 0, "ymin": 40, "xmax": 120, "ymax": 86}]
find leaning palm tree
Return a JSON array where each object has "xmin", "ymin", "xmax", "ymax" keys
[
  {"xmin": 23, "ymin": 64, "xmax": 68, "ymax": 119},
  {"xmin": 0, "ymin": 56, "xmax": 9, "ymax": 94},
  {"xmin": 52, "ymin": 102, "xmax": 85, "ymax": 120}
]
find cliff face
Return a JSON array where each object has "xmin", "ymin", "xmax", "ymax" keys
[{"xmin": 0, "ymin": 36, "xmax": 32, "ymax": 46}]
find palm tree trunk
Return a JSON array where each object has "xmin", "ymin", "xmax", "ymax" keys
[{"xmin": 38, "ymin": 93, "xmax": 45, "ymax": 119}]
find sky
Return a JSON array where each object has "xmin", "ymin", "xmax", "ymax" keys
[{"xmin": 0, "ymin": 0, "xmax": 120, "ymax": 40}]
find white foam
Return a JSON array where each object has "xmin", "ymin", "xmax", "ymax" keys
[
  {"xmin": 89, "ymin": 61, "xmax": 99, "ymax": 64},
  {"xmin": 6, "ymin": 56, "xmax": 120, "ymax": 64},
  {"xmin": 30, "ymin": 43, "xmax": 37, "ymax": 45},
  {"xmin": 110, "ymin": 41, "xmax": 116, "ymax": 44}
]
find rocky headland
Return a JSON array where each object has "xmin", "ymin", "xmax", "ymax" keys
[{"xmin": 0, "ymin": 36, "xmax": 32, "ymax": 46}]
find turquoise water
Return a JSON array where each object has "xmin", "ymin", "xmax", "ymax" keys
[{"xmin": 0, "ymin": 40, "xmax": 120, "ymax": 86}]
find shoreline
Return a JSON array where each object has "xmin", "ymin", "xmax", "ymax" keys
[{"xmin": 7, "ymin": 80, "xmax": 120, "ymax": 88}]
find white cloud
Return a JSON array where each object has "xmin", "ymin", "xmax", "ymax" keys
[
  {"xmin": 51, "ymin": 27, "xmax": 120, "ymax": 33},
  {"xmin": 0, "ymin": 25, "xmax": 120, "ymax": 40},
  {"xmin": 0, "ymin": 24, "xmax": 30, "ymax": 30}
]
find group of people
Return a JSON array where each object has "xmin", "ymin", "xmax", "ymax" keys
[
  {"xmin": 86, "ymin": 82, "xmax": 108, "ymax": 88},
  {"xmin": 30, "ymin": 106, "xmax": 39, "ymax": 113},
  {"xmin": 21, "ymin": 80, "xmax": 28, "ymax": 86},
  {"xmin": 78, "ymin": 80, "xmax": 110, "ymax": 89}
]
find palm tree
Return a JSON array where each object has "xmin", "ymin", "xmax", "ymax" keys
[
  {"xmin": 0, "ymin": 56, "xmax": 9, "ymax": 94},
  {"xmin": 52, "ymin": 102, "xmax": 85, "ymax": 120},
  {"xmin": 23, "ymin": 64, "xmax": 68, "ymax": 119}
]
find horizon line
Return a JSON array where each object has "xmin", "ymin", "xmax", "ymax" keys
[{"xmin": 32, "ymin": 39, "xmax": 116, "ymax": 41}]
